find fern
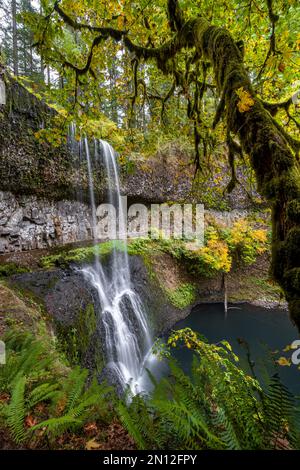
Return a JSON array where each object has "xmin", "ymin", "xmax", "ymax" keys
[
  {"xmin": 31, "ymin": 415, "xmax": 81, "ymax": 437},
  {"xmin": 27, "ymin": 383, "xmax": 60, "ymax": 409},
  {"xmin": 63, "ymin": 367, "xmax": 88, "ymax": 413},
  {"xmin": 5, "ymin": 375, "xmax": 27, "ymax": 444},
  {"xmin": 212, "ymin": 406, "xmax": 242, "ymax": 450},
  {"xmin": 117, "ymin": 400, "xmax": 147, "ymax": 449},
  {"xmin": 120, "ymin": 330, "xmax": 300, "ymax": 451},
  {"xmin": 263, "ymin": 373, "xmax": 297, "ymax": 449},
  {"xmin": 31, "ymin": 371, "xmax": 113, "ymax": 439},
  {"xmin": 0, "ymin": 331, "xmax": 54, "ymax": 391},
  {"xmin": 0, "ymin": 332, "xmax": 115, "ymax": 445},
  {"xmin": 3, "ymin": 325, "xmax": 300, "ymax": 450}
]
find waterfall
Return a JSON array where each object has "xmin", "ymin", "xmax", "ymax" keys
[{"xmin": 78, "ymin": 137, "xmax": 155, "ymax": 394}]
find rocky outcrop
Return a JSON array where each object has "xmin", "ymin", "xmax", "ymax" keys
[
  {"xmin": 0, "ymin": 68, "xmax": 83, "ymax": 201},
  {"xmin": 0, "ymin": 187, "xmax": 264, "ymax": 254},
  {"xmin": 121, "ymin": 145, "xmax": 194, "ymax": 204},
  {"xmin": 9, "ymin": 253, "xmax": 186, "ymax": 334},
  {"xmin": 0, "ymin": 191, "xmax": 93, "ymax": 253}
]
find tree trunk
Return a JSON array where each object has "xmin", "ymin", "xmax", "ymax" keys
[
  {"xmin": 223, "ymin": 273, "xmax": 228, "ymax": 317},
  {"xmin": 40, "ymin": 54, "xmax": 44, "ymax": 82},
  {"xmin": 11, "ymin": 0, "xmax": 18, "ymax": 76},
  {"xmin": 222, "ymin": 273, "xmax": 228, "ymax": 317}
]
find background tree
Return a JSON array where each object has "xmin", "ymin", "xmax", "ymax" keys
[
  {"xmin": 0, "ymin": 0, "xmax": 44, "ymax": 80},
  {"xmin": 12, "ymin": 0, "xmax": 18, "ymax": 75}
]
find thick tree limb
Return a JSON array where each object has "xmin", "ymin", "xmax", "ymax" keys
[
  {"xmin": 262, "ymin": 97, "xmax": 300, "ymax": 135},
  {"xmin": 262, "ymin": 96, "xmax": 293, "ymax": 115}
]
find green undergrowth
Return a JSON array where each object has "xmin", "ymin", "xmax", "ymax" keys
[
  {"xmin": 127, "ymin": 220, "xmax": 269, "ymax": 278},
  {"xmin": 40, "ymin": 217, "xmax": 270, "ymax": 280},
  {"xmin": 119, "ymin": 329, "xmax": 300, "ymax": 450},
  {"xmin": 165, "ymin": 283, "xmax": 196, "ymax": 309},
  {"xmin": 0, "ymin": 330, "xmax": 114, "ymax": 447},
  {"xmin": 0, "ymin": 263, "xmax": 30, "ymax": 278},
  {"xmin": 40, "ymin": 240, "xmax": 127, "ymax": 268},
  {"xmin": 1, "ymin": 306, "xmax": 299, "ymax": 450}
]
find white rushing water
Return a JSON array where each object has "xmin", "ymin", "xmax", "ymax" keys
[{"xmin": 80, "ymin": 137, "xmax": 155, "ymax": 394}]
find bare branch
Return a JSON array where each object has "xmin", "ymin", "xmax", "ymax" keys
[
  {"xmin": 256, "ymin": 0, "xmax": 280, "ymax": 82},
  {"xmin": 167, "ymin": 0, "xmax": 184, "ymax": 32}
]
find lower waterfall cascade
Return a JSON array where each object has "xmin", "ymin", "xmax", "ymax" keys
[{"xmin": 72, "ymin": 135, "xmax": 157, "ymax": 394}]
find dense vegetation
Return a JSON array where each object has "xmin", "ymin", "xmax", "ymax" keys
[{"xmin": 1, "ymin": 328, "xmax": 299, "ymax": 450}]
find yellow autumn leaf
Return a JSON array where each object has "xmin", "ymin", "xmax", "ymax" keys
[
  {"xmin": 221, "ymin": 340, "xmax": 232, "ymax": 352},
  {"xmin": 276, "ymin": 357, "xmax": 291, "ymax": 367},
  {"xmin": 236, "ymin": 87, "xmax": 255, "ymax": 113},
  {"xmin": 85, "ymin": 438, "xmax": 102, "ymax": 450}
]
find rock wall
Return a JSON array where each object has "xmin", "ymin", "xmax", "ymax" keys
[
  {"xmin": 0, "ymin": 191, "xmax": 93, "ymax": 253},
  {"xmin": 0, "ymin": 67, "xmax": 83, "ymax": 202},
  {"xmin": 0, "ymin": 188, "xmax": 261, "ymax": 254}
]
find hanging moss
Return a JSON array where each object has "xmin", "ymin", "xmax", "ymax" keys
[
  {"xmin": 284, "ymin": 228, "xmax": 300, "ymax": 269},
  {"xmin": 284, "ymin": 268, "xmax": 300, "ymax": 294},
  {"xmin": 287, "ymin": 200, "xmax": 300, "ymax": 224},
  {"xmin": 263, "ymin": 172, "xmax": 300, "ymax": 202}
]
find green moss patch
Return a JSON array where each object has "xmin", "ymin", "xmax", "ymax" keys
[
  {"xmin": 0, "ymin": 263, "xmax": 30, "ymax": 278},
  {"xmin": 55, "ymin": 302, "xmax": 99, "ymax": 366},
  {"xmin": 40, "ymin": 240, "xmax": 126, "ymax": 268},
  {"xmin": 165, "ymin": 283, "xmax": 196, "ymax": 309}
]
